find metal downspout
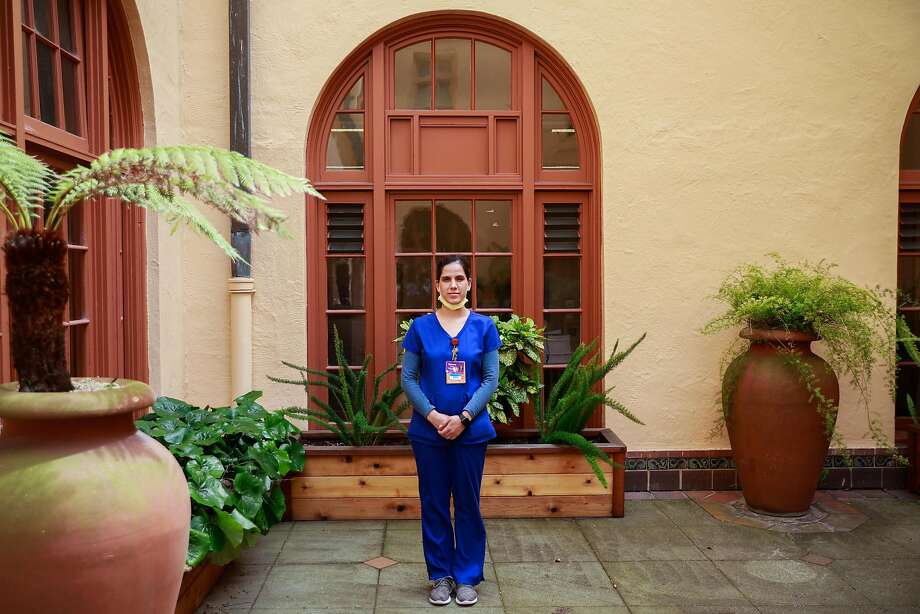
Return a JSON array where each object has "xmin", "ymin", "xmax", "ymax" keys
[{"xmin": 228, "ymin": 0, "xmax": 253, "ymax": 400}]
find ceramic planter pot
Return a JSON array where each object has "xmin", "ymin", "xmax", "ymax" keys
[
  {"xmin": 725, "ymin": 328, "xmax": 839, "ymax": 516},
  {"xmin": 0, "ymin": 379, "xmax": 189, "ymax": 614}
]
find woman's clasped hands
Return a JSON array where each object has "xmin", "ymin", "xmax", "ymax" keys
[{"xmin": 427, "ymin": 409, "xmax": 467, "ymax": 440}]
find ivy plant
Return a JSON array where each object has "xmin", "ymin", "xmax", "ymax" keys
[
  {"xmin": 135, "ymin": 391, "xmax": 305, "ymax": 568},
  {"xmin": 396, "ymin": 313, "xmax": 545, "ymax": 424}
]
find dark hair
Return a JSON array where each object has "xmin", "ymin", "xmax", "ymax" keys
[{"xmin": 435, "ymin": 255, "xmax": 471, "ymax": 280}]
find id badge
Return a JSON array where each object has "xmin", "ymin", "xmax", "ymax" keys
[{"xmin": 445, "ymin": 360, "xmax": 466, "ymax": 384}]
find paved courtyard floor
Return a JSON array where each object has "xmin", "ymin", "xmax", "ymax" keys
[{"xmin": 197, "ymin": 490, "xmax": 920, "ymax": 613}]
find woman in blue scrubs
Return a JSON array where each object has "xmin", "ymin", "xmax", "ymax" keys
[{"xmin": 400, "ymin": 255, "xmax": 501, "ymax": 607}]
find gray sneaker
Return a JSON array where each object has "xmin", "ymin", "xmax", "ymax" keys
[
  {"xmin": 455, "ymin": 583, "xmax": 478, "ymax": 606},
  {"xmin": 428, "ymin": 577, "xmax": 454, "ymax": 605}
]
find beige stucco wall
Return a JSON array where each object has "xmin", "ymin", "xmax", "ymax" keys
[{"xmin": 133, "ymin": 0, "xmax": 920, "ymax": 450}]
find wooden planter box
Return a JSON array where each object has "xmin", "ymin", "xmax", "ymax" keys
[
  {"xmin": 175, "ymin": 562, "xmax": 225, "ymax": 614},
  {"xmin": 287, "ymin": 428, "xmax": 626, "ymax": 520},
  {"xmin": 909, "ymin": 423, "xmax": 920, "ymax": 494}
]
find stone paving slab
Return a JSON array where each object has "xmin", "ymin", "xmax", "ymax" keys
[
  {"xmin": 494, "ymin": 561, "xmax": 624, "ymax": 607},
  {"xmin": 196, "ymin": 564, "xmax": 271, "ymax": 613},
  {"xmin": 790, "ymin": 522, "xmax": 920, "ymax": 560},
  {"xmin": 197, "ymin": 491, "xmax": 920, "ymax": 613},
  {"xmin": 486, "ymin": 518, "xmax": 597, "ymax": 562},
  {"xmin": 756, "ymin": 607, "xmax": 913, "ymax": 614},
  {"xmin": 252, "ymin": 563, "xmax": 378, "ymax": 610},
  {"xmin": 276, "ymin": 527, "xmax": 384, "ymax": 564},
  {"xmin": 505, "ymin": 608, "xmax": 629, "ymax": 613},
  {"xmin": 829, "ymin": 559, "xmax": 920, "ymax": 607},
  {"xmin": 602, "ymin": 560, "xmax": 751, "ymax": 608},
  {"xmin": 578, "ymin": 520, "xmax": 705, "ymax": 561},
  {"xmin": 653, "ymin": 500, "xmax": 723, "ymax": 527},
  {"xmin": 683, "ymin": 523, "xmax": 804, "ymax": 560},
  {"xmin": 237, "ymin": 523, "xmax": 294, "ymax": 565},
  {"xmin": 377, "ymin": 562, "xmax": 502, "ymax": 609},
  {"xmin": 847, "ymin": 500, "xmax": 920, "ymax": 526},
  {"xmin": 714, "ymin": 559, "xmax": 871, "ymax": 606}
]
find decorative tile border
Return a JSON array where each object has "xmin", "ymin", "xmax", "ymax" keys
[{"xmin": 624, "ymin": 448, "xmax": 910, "ymax": 492}]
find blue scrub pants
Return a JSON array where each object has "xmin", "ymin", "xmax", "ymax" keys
[{"xmin": 410, "ymin": 440, "xmax": 488, "ymax": 586}]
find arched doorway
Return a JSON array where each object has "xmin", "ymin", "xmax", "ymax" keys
[
  {"xmin": 897, "ymin": 86, "xmax": 920, "ymax": 439},
  {"xmin": 305, "ymin": 11, "xmax": 603, "ymax": 428}
]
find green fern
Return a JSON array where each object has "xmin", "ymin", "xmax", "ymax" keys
[
  {"xmin": 534, "ymin": 334, "xmax": 646, "ymax": 486},
  {"xmin": 0, "ymin": 135, "xmax": 322, "ymax": 261},
  {"xmin": 270, "ymin": 326, "xmax": 407, "ymax": 446},
  {"xmin": 0, "ymin": 133, "xmax": 51, "ymax": 228}
]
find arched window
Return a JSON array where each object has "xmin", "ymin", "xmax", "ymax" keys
[
  {"xmin": 306, "ymin": 12, "xmax": 601, "ymax": 428},
  {"xmin": 897, "ymin": 86, "xmax": 920, "ymax": 432},
  {"xmin": 0, "ymin": 0, "xmax": 147, "ymax": 382}
]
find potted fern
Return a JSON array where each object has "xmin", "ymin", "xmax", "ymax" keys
[
  {"xmin": 702, "ymin": 255, "xmax": 897, "ymax": 516},
  {"xmin": 0, "ymin": 134, "xmax": 320, "ymax": 613}
]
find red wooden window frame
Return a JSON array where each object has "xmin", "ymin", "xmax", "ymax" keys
[
  {"xmin": 306, "ymin": 13, "xmax": 603, "ymax": 429},
  {"xmin": 0, "ymin": 0, "xmax": 147, "ymax": 383},
  {"xmin": 896, "ymin": 86, "xmax": 920, "ymax": 438}
]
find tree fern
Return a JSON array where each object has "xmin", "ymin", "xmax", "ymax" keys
[
  {"xmin": 0, "ymin": 136, "xmax": 321, "ymax": 261},
  {"xmin": 0, "ymin": 133, "xmax": 50, "ymax": 228}
]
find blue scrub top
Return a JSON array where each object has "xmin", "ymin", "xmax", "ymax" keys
[{"xmin": 402, "ymin": 311, "xmax": 501, "ymax": 445}]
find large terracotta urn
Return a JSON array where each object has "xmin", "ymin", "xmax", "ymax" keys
[
  {"xmin": 0, "ymin": 379, "xmax": 190, "ymax": 613},
  {"xmin": 724, "ymin": 328, "xmax": 839, "ymax": 516}
]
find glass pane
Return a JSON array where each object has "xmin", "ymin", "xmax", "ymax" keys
[
  {"xmin": 896, "ymin": 365, "xmax": 919, "ymax": 417},
  {"xmin": 434, "ymin": 38, "xmax": 471, "ymax": 110},
  {"xmin": 62, "ymin": 57, "xmax": 78, "ymax": 134},
  {"xmin": 22, "ymin": 32, "xmax": 33, "ymax": 116},
  {"xmin": 544, "ymin": 257, "xmax": 580, "ymax": 308},
  {"xmin": 326, "ymin": 113, "xmax": 364, "ymax": 170},
  {"xmin": 435, "ymin": 200, "xmax": 471, "ymax": 252},
  {"xmin": 395, "ymin": 200, "xmax": 431, "ymax": 252},
  {"xmin": 475, "ymin": 41, "xmax": 511, "ymax": 110},
  {"xmin": 476, "ymin": 256, "xmax": 511, "ymax": 308},
  {"xmin": 542, "ymin": 113, "xmax": 579, "ymax": 169},
  {"xmin": 37, "ymin": 41, "xmax": 57, "ymax": 126},
  {"xmin": 543, "ymin": 368, "xmax": 564, "ymax": 405},
  {"xmin": 899, "ymin": 257, "xmax": 920, "ymax": 302},
  {"xmin": 542, "ymin": 77, "xmax": 565, "ymax": 110},
  {"xmin": 475, "ymin": 200, "xmax": 511, "ymax": 252},
  {"xmin": 327, "ymin": 257, "xmax": 365, "ymax": 309},
  {"xmin": 67, "ymin": 250, "xmax": 84, "ymax": 319},
  {"xmin": 34, "ymin": 0, "xmax": 52, "ymax": 37},
  {"xmin": 903, "ymin": 113, "xmax": 920, "ymax": 170},
  {"xmin": 328, "ymin": 315, "xmax": 364, "ymax": 365},
  {"xmin": 395, "ymin": 41, "xmax": 431, "ymax": 109},
  {"xmin": 57, "ymin": 0, "xmax": 74, "ymax": 51},
  {"xmin": 543, "ymin": 312, "xmax": 580, "ymax": 365},
  {"xmin": 396, "ymin": 256, "xmax": 432, "ymax": 309},
  {"xmin": 340, "ymin": 77, "xmax": 363, "ymax": 110}
]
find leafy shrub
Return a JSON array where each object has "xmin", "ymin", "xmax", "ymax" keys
[
  {"xmin": 535, "ymin": 335, "xmax": 646, "ymax": 487},
  {"xmin": 396, "ymin": 313, "xmax": 545, "ymax": 424},
  {"xmin": 136, "ymin": 391, "xmax": 305, "ymax": 568},
  {"xmin": 270, "ymin": 326, "xmax": 407, "ymax": 446}
]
